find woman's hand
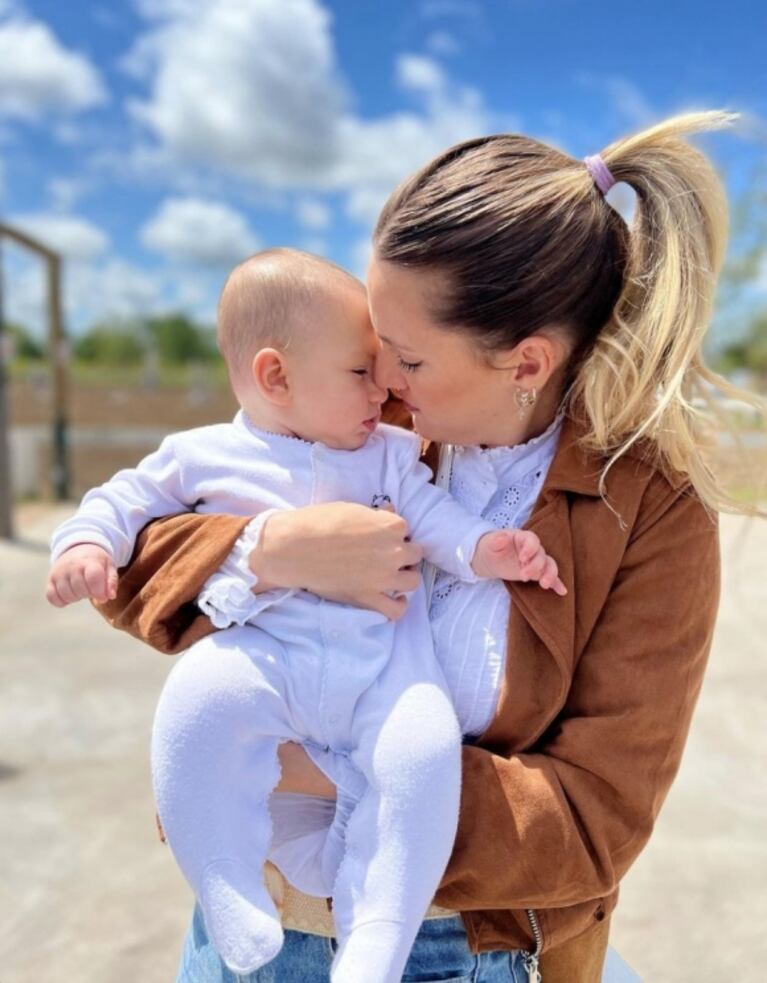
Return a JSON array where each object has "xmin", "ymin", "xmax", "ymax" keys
[
  {"xmin": 249, "ymin": 503, "xmax": 424, "ymax": 620},
  {"xmin": 275, "ymin": 742, "xmax": 337, "ymax": 799}
]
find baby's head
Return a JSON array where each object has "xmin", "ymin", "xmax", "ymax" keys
[{"xmin": 218, "ymin": 248, "xmax": 386, "ymax": 450}]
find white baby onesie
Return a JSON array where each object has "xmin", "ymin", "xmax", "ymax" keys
[{"xmin": 49, "ymin": 410, "xmax": 497, "ymax": 983}]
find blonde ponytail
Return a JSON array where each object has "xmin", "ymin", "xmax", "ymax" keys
[{"xmin": 374, "ymin": 111, "xmax": 767, "ymax": 517}]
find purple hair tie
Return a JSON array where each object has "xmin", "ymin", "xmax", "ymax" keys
[{"xmin": 584, "ymin": 154, "xmax": 616, "ymax": 196}]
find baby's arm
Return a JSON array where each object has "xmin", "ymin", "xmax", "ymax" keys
[
  {"xmin": 46, "ymin": 435, "xmax": 191, "ymax": 607},
  {"xmin": 394, "ymin": 434, "xmax": 566, "ymax": 594},
  {"xmin": 471, "ymin": 528, "xmax": 567, "ymax": 594}
]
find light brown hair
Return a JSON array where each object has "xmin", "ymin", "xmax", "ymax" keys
[
  {"xmin": 374, "ymin": 111, "xmax": 767, "ymax": 518},
  {"xmin": 217, "ymin": 247, "xmax": 363, "ymax": 395}
]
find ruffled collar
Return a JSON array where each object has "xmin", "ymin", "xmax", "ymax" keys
[
  {"xmin": 457, "ymin": 408, "xmax": 566, "ymax": 480},
  {"xmin": 234, "ymin": 409, "xmax": 313, "ymax": 446}
]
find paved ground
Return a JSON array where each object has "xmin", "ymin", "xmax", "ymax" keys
[{"xmin": 1, "ymin": 503, "xmax": 765, "ymax": 982}]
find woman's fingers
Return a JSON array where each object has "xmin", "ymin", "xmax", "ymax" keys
[
  {"xmin": 372, "ymin": 591, "xmax": 409, "ymax": 621},
  {"xmin": 392, "ymin": 566, "xmax": 421, "ymax": 593}
]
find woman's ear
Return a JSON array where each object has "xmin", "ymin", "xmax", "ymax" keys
[
  {"xmin": 251, "ymin": 348, "xmax": 292, "ymax": 405},
  {"xmin": 495, "ymin": 331, "xmax": 570, "ymax": 388}
]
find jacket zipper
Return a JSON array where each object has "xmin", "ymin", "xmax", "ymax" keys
[{"xmin": 523, "ymin": 908, "xmax": 543, "ymax": 982}]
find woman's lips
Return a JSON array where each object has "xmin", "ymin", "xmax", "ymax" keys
[{"xmin": 402, "ymin": 400, "xmax": 419, "ymax": 412}]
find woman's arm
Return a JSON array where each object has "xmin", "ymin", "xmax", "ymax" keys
[
  {"xmin": 94, "ymin": 512, "xmax": 252, "ymax": 653},
  {"xmin": 93, "ymin": 504, "xmax": 424, "ymax": 652},
  {"xmin": 432, "ymin": 477, "xmax": 720, "ymax": 911},
  {"xmin": 91, "ymin": 396, "xmax": 422, "ymax": 651}
]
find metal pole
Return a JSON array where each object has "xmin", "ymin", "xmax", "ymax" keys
[
  {"xmin": 48, "ymin": 253, "xmax": 70, "ymax": 500},
  {"xmin": 0, "ymin": 223, "xmax": 69, "ymax": 506},
  {"xmin": 0, "ymin": 237, "xmax": 14, "ymax": 538}
]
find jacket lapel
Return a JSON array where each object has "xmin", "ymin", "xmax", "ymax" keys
[{"xmin": 462, "ymin": 415, "xmax": 606, "ymax": 751}]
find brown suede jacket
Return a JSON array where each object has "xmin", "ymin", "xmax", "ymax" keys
[{"xmin": 93, "ymin": 400, "xmax": 721, "ymax": 963}]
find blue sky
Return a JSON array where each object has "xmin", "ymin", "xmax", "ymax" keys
[{"xmin": 1, "ymin": 0, "xmax": 765, "ymax": 345}]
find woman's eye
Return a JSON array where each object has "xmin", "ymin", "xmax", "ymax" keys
[{"xmin": 398, "ymin": 357, "xmax": 422, "ymax": 373}]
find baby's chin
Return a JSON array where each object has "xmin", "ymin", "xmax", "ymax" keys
[{"xmin": 322, "ymin": 429, "xmax": 373, "ymax": 451}]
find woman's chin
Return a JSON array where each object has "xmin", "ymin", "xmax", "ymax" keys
[{"xmin": 409, "ymin": 417, "xmax": 439, "ymax": 442}]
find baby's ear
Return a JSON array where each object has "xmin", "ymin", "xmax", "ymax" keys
[{"xmin": 252, "ymin": 348, "xmax": 291, "ymax": 405}]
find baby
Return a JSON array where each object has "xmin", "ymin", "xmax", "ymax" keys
[{"xmin": 46, "ymin": 249, "xmax": 565, "ymax": 982}]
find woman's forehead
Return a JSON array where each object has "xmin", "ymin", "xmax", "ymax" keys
[{"xmin": 367, "ymin": 258, "xmax": 454, "ymax": 349}]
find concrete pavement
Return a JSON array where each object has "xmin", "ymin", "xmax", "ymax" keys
[{"xmin": 1, "ymin": 503, "xmax": 765, "ymax": 982}]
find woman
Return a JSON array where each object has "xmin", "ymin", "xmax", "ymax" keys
[{"xmin": 97, "ymin": 109, "xmax": 764, "ymax": 981}]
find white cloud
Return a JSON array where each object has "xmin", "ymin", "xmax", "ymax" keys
[
  {"xmin": 295, "ymin": 197, "xmax": 331, "ymax": 230},
  {"xmin": 127, "ymin": 0, "xmax": 346, "ymax": 186},
  {"xmin": 7, "ymin": 212, "xmax": 109, "ymax": 260},
  {"xmin": 71, "ymin": 259, "xmax": 165, "ymax": 324},
  {"xmin": 2, "ymin": 249, "xmax": 164, "ymax": 334},
  {"xmin": 334, "ymin": 66, "xmax": 501, "ymax": 227},
  {"xmin": 345, "ymin": 186, "xmax": 390, "ymax": 227},
  {"xmin": 350, "ymin": 236, "xmax": 373, "ymax": 280},
  {"xmin": 756, "ymin": 254, "xmax": 767, "ymax": 294},
  {"xmin": 47, "ymin": 176, "xmax": 89, "ymax": 212},
  {"xmin": 605, "ymin": 182, "xmax": 638, "ymax": 227},
  {"xmin": 425, "ymin": 30, "xmax": 460, "ymax": 56},
  {"xmin": 300, "ymin": 236, "xmax": 328, "ymax": 257},
  {"xmin": 126, "ymin": 0, "xmax": 502, "ymax": 218},
  {"xmin": 397, "ymin": 54, "xmax": 446, "ymax": 94},
  {"xmin": 140, "ymin": 196, "xmax": 259, "ymax": 266},
  {"xmin": 0, "ymin": 15, "xmax": 107, "ymax": 120},
  {"xmin": 575, "ymin": 73, "xmax": 654, "ymax": 126}
]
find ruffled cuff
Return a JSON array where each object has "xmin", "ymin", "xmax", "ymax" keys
[
  {"xmin": 197, "ymin": 509, "xmax": 296, "ymax": 629},
  {"xmin": 50, "ymin": 531, "xmax": 118, "ymax": 566},
  {"xmin": 453, "ymin": 519, "xmax": 498, "ymax": 583}
]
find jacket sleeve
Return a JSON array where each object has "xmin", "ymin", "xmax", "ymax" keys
[
  {"xmin": 433, "ymin": 478, "xmax": 721, "ymax": 911},
  {"xmin": 91, "ymin": 512, "xmax": 252, "ymax": 654}
]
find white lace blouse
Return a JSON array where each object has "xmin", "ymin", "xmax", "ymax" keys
[{"xmin": 429, "ymin": 409, "xmax": 566, "ymax": 736}]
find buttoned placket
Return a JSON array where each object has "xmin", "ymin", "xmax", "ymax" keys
[{"xmin": 310, "ymin": 443, "xmax": 368, "ymax": 753}]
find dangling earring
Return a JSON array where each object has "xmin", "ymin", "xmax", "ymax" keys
[{"xmin": 515, "ymin": 386, "xmax": 537, "ymax": 420}]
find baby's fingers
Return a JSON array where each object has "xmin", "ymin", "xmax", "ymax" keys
[
  {"xmin": 539, "ymin": 556, "xmax": 568, "ymax": 596},
  {"xmin": 84, "ymin": 559, "xmax": 112, "ymax": 602},
  {"xmin": 518, "ymin": 548, "xmax": 547, "ymax": 582},
  {"xmin": 45, "ymin": 576, "xmax": 68, "ymax": 607},
  {"xmin": 512, "ymin": 530, "xmax": 541, "ymax": 565},
  {"xmin": 106, "ymin": 564, "xmax": 118, "ymax": 600}
]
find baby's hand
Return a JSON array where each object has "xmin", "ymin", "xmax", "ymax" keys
[
  {"xmin": 46, "ymin": 543, "xmax": 118, "ymax": 607},
  {"xmin": 472, "ymin": 529, "xmax": 567, "ymax": 596}
]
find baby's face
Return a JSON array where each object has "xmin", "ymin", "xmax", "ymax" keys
[{"xmin": 286, "ymin": 284, "xmax": 387, "ymax": 450}]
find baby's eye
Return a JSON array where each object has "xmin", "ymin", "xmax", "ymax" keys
[
  {"xmin": 352, "ymin": 368, "xmax": 368, "ymax": 376},
  {"xmin": 398, "ymin": 357, "xmax": 422, "ymax": 373}
]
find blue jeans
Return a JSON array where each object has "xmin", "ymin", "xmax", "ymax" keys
[{"xmin": 176, "ymin": 902, "xmax": 530, "ymax": 982}]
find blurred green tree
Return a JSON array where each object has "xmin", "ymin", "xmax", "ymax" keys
[
  {"xmin": 6, "ymin": 323, "xmax": 44, "ymax": 359},
  {"xmin": 73, "ymin": 323, "xmax": 145, "ymax": 365},
  {"xmin": 144, "ymin": 313, "xmax": 218, "ymax": 365},
  {"xmin": 715, "ymin": 307, "xmax": 767, "ymax": 384}
]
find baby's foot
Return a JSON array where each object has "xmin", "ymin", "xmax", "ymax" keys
[{"xmin": 199, "ymin": 859, "xmax": 284, "ymax": 974}]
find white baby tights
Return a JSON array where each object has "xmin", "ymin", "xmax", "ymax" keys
[{"xmin": 150, "ymin": 623, "xmax": 462, "ymax": 982}]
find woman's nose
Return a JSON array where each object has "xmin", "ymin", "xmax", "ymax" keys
[{"xmin": 373, "ymin": 348, "xmax": 404, "ymax": 392}]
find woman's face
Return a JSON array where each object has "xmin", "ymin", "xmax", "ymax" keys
[{"xmin": 366, "ymin": 255, "xmax": 567, "ymax": 447}]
